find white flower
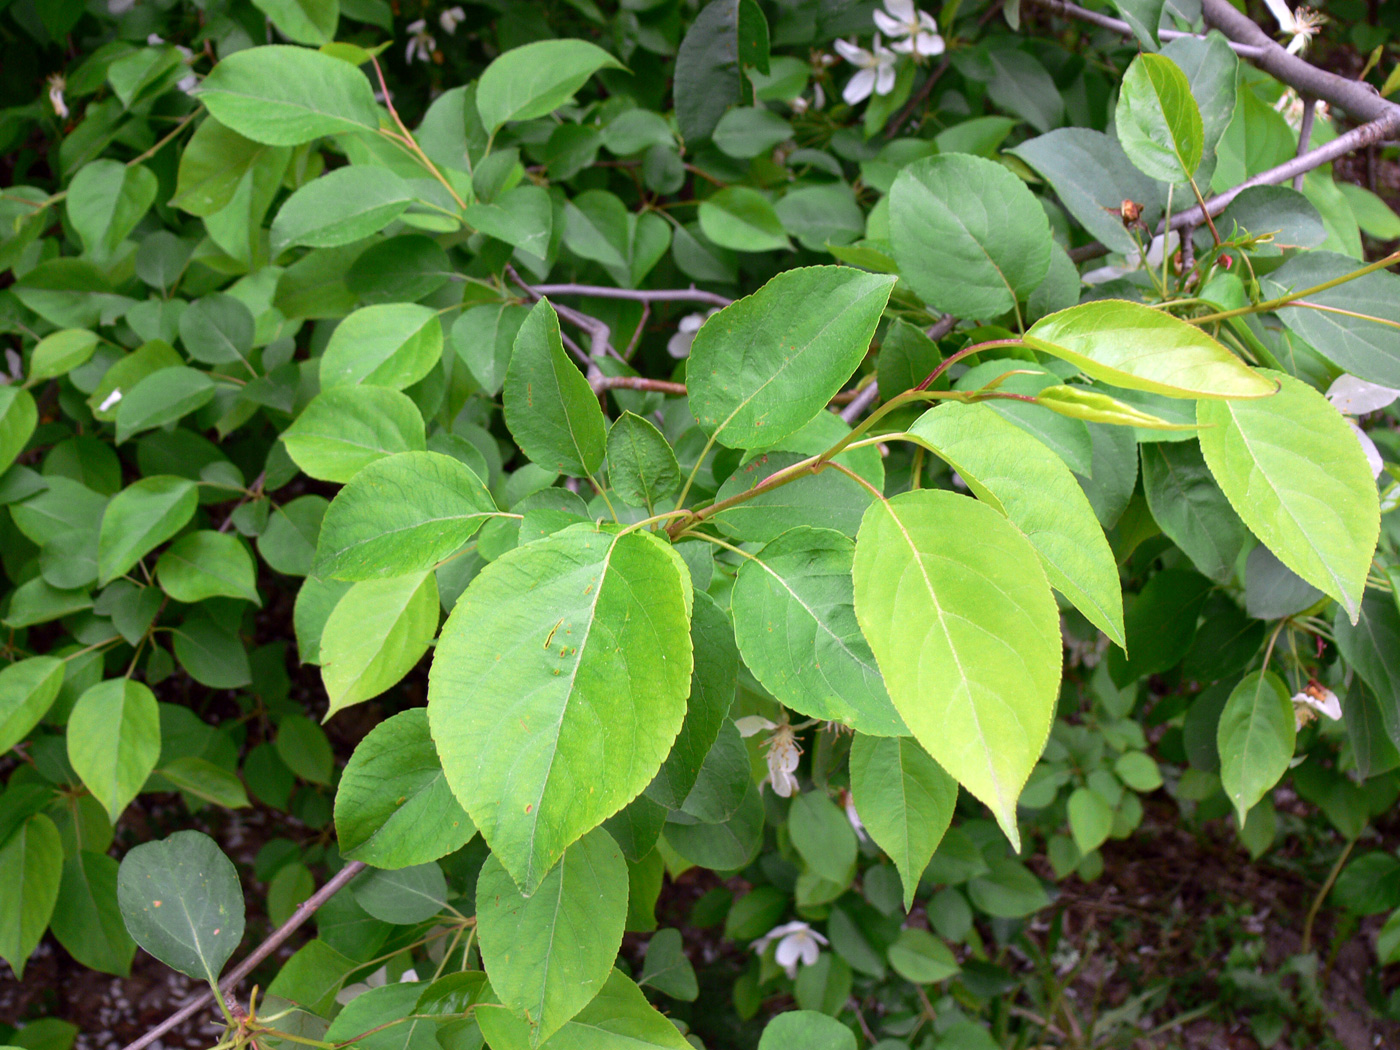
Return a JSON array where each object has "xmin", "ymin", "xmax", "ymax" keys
[
  {"xmin": 736, "ymin": 715, "xmax": 802, "ymax": 796},
  {"xmin": 666, "ymin": 308, "xmax": 718, "ymax": 359},
  {"xmin": 98, "ymin": 388, "xmax": 123, "ymax": 412},
  {"xmin": 1273, "ymin": 89, "xmax": 1329, "ymax": 131},
  {"xmin": 335, "ymin": 965, "xmax": 419, "ymax": 1005},
  {"xmin": 108, "ymin": 0, "xmax": 135, "ymax": 13},
  {"xmin": 1261, "ymin": 0, "xmax": 1327, "ymax": 54},
  {"xmin": 1082, "ymin": 231, "xmax": 1180, "ymax": 286},
  {"xmin": 439, "ymin": 6, "xmax": 466, "ymax": 33},
  {"xmin": 406, "ymin": 19, "xmax": 436, "ymax": 64},
  {"xmin": 1326, "ymin": 375, "xmax": 1397, "ymax": 479},
  {"xmin": 833, "ymin": 36, "xmax": 897, "ymax": 105},
  {"xmin": 46, "ymin": 74, "xmax": 67, "ymax": 119},
  {"xmin": 841, "ymin": 789, "xmax": 868, "ymax": 842},
  {"xmin": 753, "ymin": 921, "xmax": 828, "ymax": 978},
  {"xmin": 872, "ymin": 0, "xmax": 944, "ymax": 57},
  {"xmin": 1292, "ymin": 681, "xmax": 1341, "ymax": 731}
]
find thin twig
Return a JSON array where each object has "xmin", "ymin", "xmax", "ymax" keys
[
  {"xmin": 839, "ymin": 381, "xmax": 881, "ymax": 424},
  {"xmin": 121, "ymin": 861, "xmax": 368, "ymax": 1050},
  {"xmin": 1027, "ymin": 0, "xmax": 1268, "ymax": 58},
  {"xmin": 1293, "ymin": 97, "xmax": 1317, "ymax": 192},
  {"xmin": 531, "ymin": 284, "xmax": 732, "ymax": 308},
  {"xmin": 624, "ymin": 301, "xmax": 649, "ymax": 359},
  {"xmin": 593, "ymin": 375, "xmax": 687, "ymax": 395}
]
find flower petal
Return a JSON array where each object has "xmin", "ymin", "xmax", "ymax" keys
[
  {"xmin": 1327, "ymin": 374, "xmax": 1400, "ymax": 415},
  {"xmin": 873, "ymin": 10, "xmax": 905, "ymax": 36},
  {"xmin": 735, "ymin": 715, "xmax": 777, "ymax": 737},
  {"xmin": 844, "ymin": 67, "xmax": 877, "ymax": 104}
]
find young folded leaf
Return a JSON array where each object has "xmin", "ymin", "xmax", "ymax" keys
[
  {"xmin": 1024, "ymin": 300, "xmax": 1276, "ymax": 399},
  {"xmin": 1035, "ymin": 384, "xmax": 1200, "ymax": 430}
]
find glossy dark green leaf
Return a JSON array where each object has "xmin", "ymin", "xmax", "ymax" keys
[
  {"xmin": 0, "ymin": 814, "xmax": 63, "ymax": 980},
  {"xmin": 607, "ymin": 413, "xmax": 682, "ymax": 509},
  {"xmin": 1141, "ymin": 442, "xmax": 1247, "ymax": 584},
  {"xmin": 97, "ymin": 476, "xmax": 198, "ymax": 585},
  {"xmin": 476, "ymin": 39, "xmax": 623, "ymax": 131}
]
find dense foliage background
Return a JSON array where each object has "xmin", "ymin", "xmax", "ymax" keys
[{"xmin": 3, "ymin": 0, "xmax": 1400, "ymax": 1048}]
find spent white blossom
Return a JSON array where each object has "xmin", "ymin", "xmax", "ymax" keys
[
  {"xmin": 833, "ymin": 36, "xmax": 897, "ymax": 105},
  {"xmin": 736, "ymin": 715, "xmax": 802, "ymax": 797},
  {"xmin": 98, "ymin": 388, "xmax": 123, "ymax": 412},
  {"xmin": 1292, "ymin": 682, "xmax": 1341, "ymax": 731},
  {"xmin": 336, "ymin": 965, "xmax": 419, "ymax": 1005},
  {"xmin": 753, "ymin": 921, "xmax": 828, "ymax": 978},
  {"xmin": 46, "ymin": 74, "xmax": 67, "ymax": 119},
  {"xmin": 1326, "ymin": 374, "xmax": 1398, "ymax": 479},
  {"xmin": 1081, "ymin": 230, "xmax": 1180, "ymax": 286},
  {"xmin": 439, "ymin": 6, "xmax": 467, "ymax": 33},
  {"xmin": 1273, "ymin": 88, "xmax": 1329, "ymax": 131},
  {"xmin": 406, "ymin": 19, "xmax": 436, "ymax": 64},
  {"xmin": 841, "ymin": 789, "xmax": 868, "ymax": 842},
  {"xmin": 666, "ymin": 308, "xmax": 719, "ymax": 358},
  {"xmin": 873, "ymin": 0, "xmax": 944, "ymax": 57},
  {"xmin": 1261, "ymin": 0, "xmax": 1327, "ymax": 54}
]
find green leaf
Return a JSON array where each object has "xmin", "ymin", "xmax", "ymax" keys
[
  {"xmin": 638, "ymin": 928, "xmax": 698, "ymax": 1000},
  {"xmin": 251, "ymin": 0, "xmax": 338, "ymax": 45},
  {"xmin": 29, "ymin": 329, "xmax": 98, "ymax": 382},
  {"xmin": 156, "ymin": 530, "xmax": 261, "ymax": 604},
  {"xmin": 67, "ymin": 679, "xmax": 161, "ymax": 823},
  {"xmin": 1161, "ymin": 33, "xmax": 1237, "ymax": 173},
  {"xmin": 0, "ymin": 657, "xmax": 65, "ymax": 754},
  {"xmin": 606, "ymin": 413, "xmax": 682, "ymax": 510},
  {"xmin": 321, "ymin": 571, "xmax": 439, "ymax": 718},
  {"xmin": 1115, "ymin": 53, "xmax": 1204, "ymax": 183},
  {"xmin": 1034, "ymin": 385, "xmax": 1199, "ymax": 430},
  {"xmin": 1197, "ymin": 371, "xmax": 1378, "ymax": 622},
  {"xmin": 116, "ymin": 830, "xmax": 245, "ymax": 983},
  {"xmin": 1109, "ymin": 0, "xmax": 1165, "ymax": 48},
  {"xmin": 673, "ymin": 0, "xmax": 744, "ymax": 143},
  {"xmin": 908, "ymin": 402, "xmax": 1124, "ymax": 646},
  {"xmin": 1334, "ymin": 593, "xmax": 1400, "ymax": 750},
  {"xmin": 276, "ymin": 713, "xmax": 334, "ymax": 784},
  {"xmin": 1009, "ymin": 128, "xmax": 1165, "ymax": 255},
  {"xmin": 159, "ymin": 757, "xmax": 251, "ymax": 809},
  {"xmin": 1217, "ymin": 671, "xmax": 1295, "ymax": 826},
  {"xmin": 1262, "ymin": 251, "xmax": 1400, "ymax": 388},
  {"xmin": 758, "ymin": 1012, "xmax": 855, "ymax": 1050},
  {"xmin": 0, "ymin": 387, "xmax": 38, "ymax": 476},
  {"xmin": 316, "ymin": 451, "xmax": 498, "ymax": 581},
  {"xmin": 688, "ymin": 266, "xmax": 895, "ymax": 450},
  {"xmin": 67, "ymin": 161, "xmax": 158, "ymax": 262},
  {"xmin": 352, "ymin": 863, "xmax": 447, "ymax": 924},
  {"xmin": 1024, "ymin": 300, "xmax": 1276, "ymax": 399},
  {"xmin": 731, "ymin": 527, "xmax": 905, "ymax": 735},
  {"xmin": 476, "ymin": 39, "xmax": 623, "ymax": 131},
  {"xmin": 476, "ymin": 968, "xmax": 692, "ymax": 1050},
  {"xmin": 179, "ymin": 294, "xmax": 255, "ymax": 367},
  {"xmin": 172, "ymin": 118, "xmax": 276, "ymax": 217},
  {"xmin": 887, "ymin": 928, "xmax": 959, "ymax": 984},
  {"xmin": 852, "ymin": 490, "xmax": 1061, "ymax": 850},
  {"xmin": 97, "ymin": 476, "xmax": 199, "ymax": 586},
  {"xmin": 1110, "ymin": 568, "xmax": 1212, "ymax": 683},
  {"xmin": 271, "ymin": 165, "xmax": 414, "ymax": 252},
  {"xmin": 0, "ymin": 814, "xmax": 62, "ymax": 979},
  {"xmin": 115, "ymin": 367, "xmax": 217, "ymax": 443},
  {"xmin": 713, "ymin": 107, "xmax": 792, "ymax": 159},
  {"xmin": 711, "ymin": 450, "xmax": 879, "ymax": 542},
  {"xmin": 468, "ymin": 184, "xmax": 553, "ymax": 261},
  {"xmin": 319, "ymin": 304, "xmax": 443, "ymax": 392},
  {"xmin": 849, "ymin": 734, "xmax": 957, "ymax": 911},
  {"xmin": 335, "ymin": 709, "xmax": 475, "ymax": 869},
  {"xmin": 1141, "ymin": 441, "xmax": 1246, "ymax": 583},
  {"xmin": 51, "ymin": 850, "xmax": 137, "ymax": 977},
  {"xmin": 196, "ymin": 45, "xmax": 380, "ymax": 146},
  {"xmin": 647, "ymin": 592, "xmax": 739, "ymax": 810},
  {"xmin": 889, "ymin": 153, "xmax": 1053, "ymax": 319},
  {"xmin": 1067, "ymin": 787, "xmax": 1113, "ymax": 854},
  {"xmin": 324, "ymin": 980, "xmax": 433, "ymax": 1050},
  {"xmin": 503, "ymin": 299, "xmax": 608, "ymax": 478},
  {"xmin": 429, "ymin": 525, "xmax": 692, "ymax": 894},
  {"xmin": 697, "ymin": 187, "xmax": 790, "ymax": 252},
  {"xmin": 788, "ymin": 791, "xmax": 857, "ymax": 884},
  {"xmin": 452, "ymin": 303, "xmax": 530, "ymax": 396},
  {"xmin": 477, "ymin": 827, "xmax": 628, "ymax": 1044},
  {"xmin": 282, "ymin": 386, "xmax": 426, "ymax": 484}
]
